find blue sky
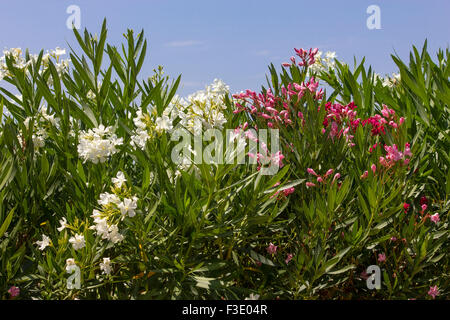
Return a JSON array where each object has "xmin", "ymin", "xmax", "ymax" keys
[{"xmin": 0, "ymin": 0, "xmax": 449, "ymax": 96}]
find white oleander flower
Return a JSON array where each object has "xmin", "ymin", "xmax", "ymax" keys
[
  {"xmin": 112, "ymin": 171, "xmax": 127, "ymax": 188},
  {"xmin": 325, "ymin": 51, "xmax": 337, "ymax": 60},
  {"xmin": 171, "ymin": 79, "xmax": 230, "ymax": 135},
  {"xmin": 77, "ymin": 125, "xmax": 123, "ymax": 163},
  {"xmin": 87, "ymin": 90, "xmax": 96, "ymax": 100},
  {"xmin": 118, "ymin": 197, "xmax": 138, "ymax": 218},
  {"xmin": 36, "ymin": 234, "xmax": 51, "ymax": 250},
  {"xmin": 90, "ymin": 216, "xmax": 110, "ymax": 239},
  {"xmin": 57, "ymin": 217, "xmax": 68, "ymax": 232},
  {"xmin": 155, "ymin": 115, "xmax": 173, "ymax": 133},
  {"xmin": 69, "ymin": 234, "xmax": 86, "ymax": 250},
  {"xmin": 245, "ymin": 293, "xmax": 260, "ymax": 300},
  {"xmin": 52, "ymin": 47, "xmax": 66, "ymax": 58},
  {"xmin": 107, "ymin": 224, "xmax": 124, "ymax": 244},
  {"xmin": 66, "ymin": 258, "xmax": 76, "ymax": 269},
  {"xmin": 98, "ymin": 192, "xmax": 121, "ymax": 206},
  {"xmin": 130, "ymin": 129, "xmax": 150, "ymax": 149},
  {"xmin": 100, "ymin": 257, "xmax": 112, "ymax": 275},
  {"xmin": 306, "ymin": 50, "xmax": 338, "ymax": 75}
]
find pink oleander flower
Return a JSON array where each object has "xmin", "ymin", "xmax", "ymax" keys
[
  {"xmin": 317, "ymin": 176, "xmax": 323, "ymax": 183},
  {"xmin": 378, "ymin": 253, "xmax": 386, "ymax": 263},
  {"xmin": 8, "ymin": 286, "xmax": 20, "ymax": 298},
  {"xmin": 266, "ymin": 243, "xmax": 278, "ymax": 255},
  {"xmin": 306, "ymin": 182, "xmax": 316, "ymax": 187},
  {"xmin": 360, "ymin": 170, "xmax": 369, "ymax": 179},
  {"xmin": 428, "ymin": 286, "xmax": 440, "ymax": 299},
  {"xmin": 307, "ymin": 168, "xmax": 318, "ymax": 176},
  {"xmin": 389, "ymin": 121, "xmax": 398, "ymax": 129},
  {"xmin": 285, "ymin": 253, "xmax": 293, "ymax": 264},
  {"xmin": 399, "ymin": 117, "xmax": 405, "ymax": 125},
  {"xmin": 385, "ymin": 144, "xmax": 403, "ymax": 162},
  {"xmin": 404, "ymin": 143, "xmax": 412, "ymax": 157},
  {"xmin": 430, "ymin": 213, "xmax": 440, "ymax": 224},
  {"xmin": 421, "ymin": 204, "xmax": 427, "ymax": 213},
  {"xmin": 271, "ymin": 151, "xmax": 285, "ymax": 168},
  {"xmin": 283, "ymin": 187, "xmax": 295, "ymax": 196},
  {"xmin": 360, "ymin": 270, "xmax": 370, "ymax": 280}
]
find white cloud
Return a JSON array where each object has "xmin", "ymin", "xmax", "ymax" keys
[
  {"xmin": 254, "ymin": 49, "xmax": 270, "ymax": 56},
  {"xmin": 164, "ymin": 40, "xmax": 203, "ymax": 47}
]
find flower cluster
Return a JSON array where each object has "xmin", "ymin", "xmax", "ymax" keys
[
  {"xmin": 130, "ymin": 108, "xmax": 153, "ymax": 149},
  {"xmin": 170, "ymin": 79, "xmax": 229, "ymax": 135},
  {"xmin": 282, "ymin": 47, "xmax": 319, "ymax": 68},
  {"xmin": 270, "ymin": 181, "xmax": 295, "ymax": 200},
  {"xmin": 373, "ymin": 72, "xmax": 401, "ymax": 88},
  {"xmin": 305, "ymin": 168, "xmax": 340, "ymax": 187},
  {"xmin": 77, "ymin": 125, "xmax": 123, "ymax": 163},
  {"xmin": 238, "ymin": 126, "xmax": 286, "ymax": 171},
  {"xmin": 89, "ymin": 171, "xmax": 139, "ymax": 245},
  {"xmin": 0, "ymin": 47, "xmax": 70, "ymax": 82},
  {"xmin": 361, "ymin": 143, "xmax": 412, "ymax": 179},
  {"xmin": 307, "ymin": 51, "xmax": 338, "ymax": 75},
  {"xmin": 362, "ymin": 104, "xmax": 404, "ymax": 136},
  {"xmin": 233, "ymin": 78, "xmax": 322, "ymax": 129},
  {"xmin": 17, "ymin": 105, "xmax": 60, "ymax": 153},
  {"xmin": 322, "ymin": 101, "xmax": 359, "ymax": 146},
  {"xmin": 380, "ymin": 143, "xmax": 412, "ymax": 168}
]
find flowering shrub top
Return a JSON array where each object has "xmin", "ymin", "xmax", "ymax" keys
[{"xmin": 0, "ymin": 21, "xmax": 447, "ymax": 300}]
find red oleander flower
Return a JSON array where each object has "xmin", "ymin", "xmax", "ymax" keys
[
  {"xmin": 403, "ymin": 203, "xmax": 410, "ymax": 213},
  {"xmin": 420, "ymin": 196, "xmax": 428, "ymax": 205}
]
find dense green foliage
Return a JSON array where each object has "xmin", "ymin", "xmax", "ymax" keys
[{"xmin": 0, "ymin": 21, "xmax": 448, "ymax": 299}]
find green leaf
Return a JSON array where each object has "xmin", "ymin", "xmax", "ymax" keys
[
  {"xmin": 0, "ymin": 206, "xmax": 15, "ymax": 238},
  {"xmin": 249, "ymin": 249, "xmax": 275, "ymax": 266}
]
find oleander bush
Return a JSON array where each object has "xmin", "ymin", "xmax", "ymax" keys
[{"xmin": 0, "ymin": 20, "xmax": 448, "ymax": 300}]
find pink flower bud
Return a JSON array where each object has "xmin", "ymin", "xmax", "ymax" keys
[
  {"xmin": 285, "ymin": 253, "xmax": 293, "ymax": 264},
  {"xmin": 325, "ymin": 169, "xmax": 334, "ymax": 177},
  {"xmin": 307, "ymin": 168, "xmax": 318, "ymax": 176},
  {"xmin": 332, "ymin": 173, "xmax": 341, "ymax": 183},
  {"xmin": 371, "ymin": 164, "xmax": 376, "ymax": 174},
  {"xmin": 306, "ymin": 182, "xmax": 316, "ymax": 187}
]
